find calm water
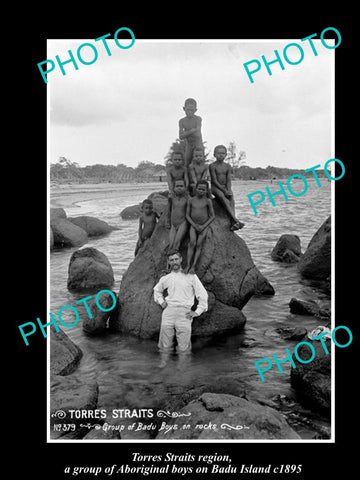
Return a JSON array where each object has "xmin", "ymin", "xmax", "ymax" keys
[{"xmin": 50, "ymin": 179, "xmax": 332, "ymax": 439}]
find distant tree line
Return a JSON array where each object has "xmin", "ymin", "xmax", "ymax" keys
[
  {"xmin": 50, "ymin": 157, "xmax": 166, "ymax": 184},
  {"xmin": 51, "ymin": 140, "xmax": 327, "ymax": 184}
]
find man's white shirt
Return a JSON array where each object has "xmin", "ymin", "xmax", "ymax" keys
[{"xmin": 153, "ymin": 271, "xmax": 208, "ymax": 316}]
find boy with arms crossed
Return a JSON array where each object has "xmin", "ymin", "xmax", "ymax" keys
[{"xmin": 178, "ymin": 98, "xmax": 203, "ymax": 168}]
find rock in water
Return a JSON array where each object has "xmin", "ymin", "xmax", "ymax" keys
[
  {"xmin": 298, "ymin": 216, "xmax": 331, "ymax": 280},
  {"xmin": 50, "ymin": 329, "xmax": 83, "ymax": 376},
  {"xmin": 50, "ymin": 373, "xmax": 99, "ymax": 438},
  {"xmin": 68, "ymin": 215, "xmax": 114, "ymax": 237},
  {"xmin": 291, "ymin": 337, "xmax": 331, "ymax": 414},
  {"xmin": 115, "ymin": 199, "xmax": 274, "ymax": 339},
  {"xmin": 67, "ymin": 247, "xmax": 114, "ymax": 291},
  {"xmin": 50, "ymin": 207, "xmax": 67, "ymax": 221},
  {"xmin": 271, "ymin": 234, "xmax": 301, "ymax": 263},
  {"xmin": 82, "ymin": 291, "xmax": 116, "ymax": 335},
  {"xmin": 51, "ymin": 217, "xmax": 88, "ymax": 248},
  {"xmin": 120, "ymin": 191, "xmax": 168, "ymax": 219},
  {"xmin": 50, "ymin": 208, "xmax": 88, "ymax": 248}
]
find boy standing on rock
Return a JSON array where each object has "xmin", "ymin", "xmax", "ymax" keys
[
  {"xmin": 178, "ymin": 98, "xmax": 203, "ymax": 168},
  {"xmin": 166, "ymin": 179, "xmax": 189, "ymax": 252},
  {"xmin": 185, "ymin": 180, "xmax": 215, "ymax": 274},
  {"xmin": 134, "ymin": 199, "xmax": 160, "ymax": 256}
]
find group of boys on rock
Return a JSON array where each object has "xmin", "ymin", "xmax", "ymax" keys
[{"xmin": 135, "ymin": 98, "xmax": 245, "ymax": 274}]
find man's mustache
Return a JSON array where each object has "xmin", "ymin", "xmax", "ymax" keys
[{"xmin": 170, "ymin": 263, "xmax": 181, "ymax": 269}]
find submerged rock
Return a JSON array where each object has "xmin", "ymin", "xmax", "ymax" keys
[
  {"xmin": 67, "ymin": 247, "xmax": 114, "ymax": 291},
  {"xmin": 115, "ymin": 198, "xmax": 274, "ymax": 339},
  {"xmin": 298, "ymin": 216, "xmax": 331, "ymax": 280},
  {"xmin": 155, "ymin": 392, "xmax": 300, "ymax": 440}
]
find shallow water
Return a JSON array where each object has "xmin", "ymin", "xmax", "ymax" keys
[{"xmin": 50, "ymin": 179, "xmax": 332, "ymax": 439}]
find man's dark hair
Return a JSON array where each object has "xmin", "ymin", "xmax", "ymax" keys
[{"xmin": 167, "ymin": 250, "xmax": 182, "ymax": 258}]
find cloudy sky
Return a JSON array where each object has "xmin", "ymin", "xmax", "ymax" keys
[{"xmin": 48, "ymin": 38, "xmax": 334, "ymax": 169}]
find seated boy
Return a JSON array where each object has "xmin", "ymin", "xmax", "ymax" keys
[
  {"xmin": 209, "ymin": 145, "xmax": 244, "ymax": 231},
  {"xmin": 188, "ymin": 147, "xmax": 210, "ymax": 196},
  {"xmin": 166, "ymin": 151, "xmax": 189, "ymax": 197}
]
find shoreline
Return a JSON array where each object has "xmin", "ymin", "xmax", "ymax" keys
[
  {"xmin": 50, "ymin": 182, "xmax": 166, "ymax": 208},
  {"xmin": 48, "ymin": 178, "xmax": 284, "ymax": 209}
]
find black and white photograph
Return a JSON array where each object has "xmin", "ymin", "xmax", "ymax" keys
[
  {"xmin": 13, "ymin": 11, "xmax": 355, "ymax": 479},
  {"xmin": 48, "ymin": 36, "xmax": 335, "ymax": 443}
]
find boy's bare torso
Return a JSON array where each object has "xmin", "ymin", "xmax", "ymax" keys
[
  {"xmin": 141, "ymin": 213, "xmax": 158, "ymax": 240},
  {"xmin": 211, "ymin": 162, "xmax": 230, "ymax": 186},
  {"xmin": 190, "ymin": 163, "xmax": 208, "ymax": 181},
  {"xmin": 179, "ymin": 115, "xmax": 203, "ymax": 145},
  {"xmin": 188, "ymin": 196, "xmax": 211, "ymax": 225},
  {"xmin": 171, "ymin": 195, "xmax": 188, "ymax": 227},
  {"xmin": 169, "ymin": 165, "xmax": 186, "ymax": 183}
]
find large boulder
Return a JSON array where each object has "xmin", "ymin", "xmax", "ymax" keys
[
  {"xmin": 191, "ymin": 292, "xmax": 246, "ymax": 338},
  {"xmin": 50, "ymin": 328, "xmax": 83, "ymax": 376},
  {"xmin": 290, "ymin": 336, "xmax": 331, "ymax": 414},
  {"xmin": 271, "ymin": 234, "xmax": 301, "ymax": 263},
  {"xmin": 67, "ymin": 247, "xmax": 114, "ymax": 291},
  {"xmin": 120, "ymin": 204, "xmax": 141, "ymax": 220},
  {"xmin": 115, "ymin": 199, "xmax": 274, "ymax": 339},
  {"xmin": 148, "ymin": 191, "xmax": 169, "ymax": 212},
  {"xmin": 51, "ymin": 217, "xmax": 88, "ymax": 248},
  {"xmin": 69, "ymin": 215, "xmax": 114, "ymax": 237},
  {"xmin": 298, "ymin": 216, "xmax": 331, "ymax": 280},
  {"xmin": 155, "ymin": 392, "xmax": 300, "ymax": 440}
]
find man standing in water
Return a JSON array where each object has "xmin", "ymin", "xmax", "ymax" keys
[{"xmin": 153, "ymin": 251, "xmax": 208, "ymax": 367}]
